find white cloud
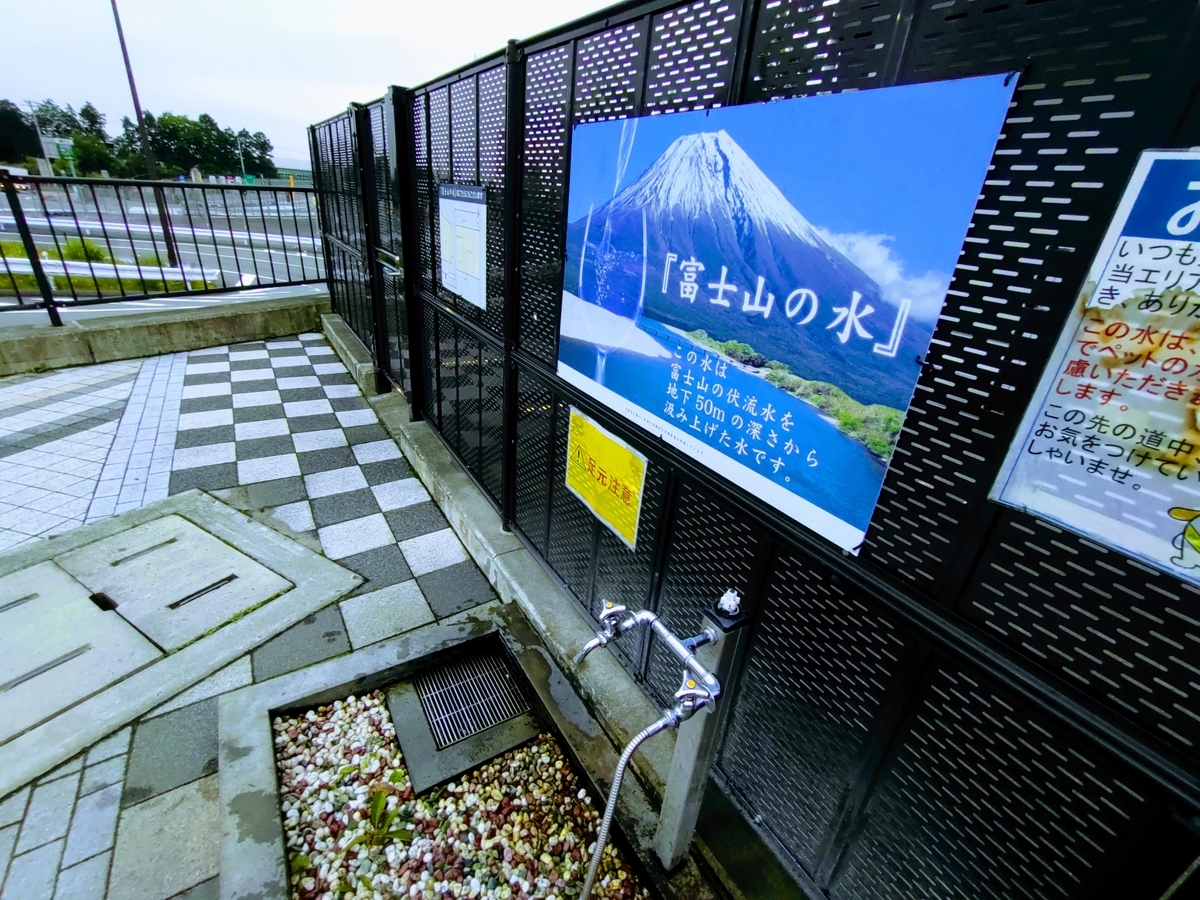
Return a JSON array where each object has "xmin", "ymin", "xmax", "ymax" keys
[
  {"xmin": 816, "ymin": 229, "xmax": 950, "ymax": 322},
  {"xmin": 3, "ymin": 0, "xmax": 614, "ymax": 164}
]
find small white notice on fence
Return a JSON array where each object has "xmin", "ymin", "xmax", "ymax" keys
[
  {"xmin": 994, "ymin": 149, "xmax": 1200, "ymax": 585},
  {"xmin": 438, "ymin": 183, "xmax": 487, "ymax": 310}
]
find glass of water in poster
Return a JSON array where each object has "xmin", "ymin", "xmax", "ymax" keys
[{"xmin": 575, "ymin": 119, "xmax": 647, "ymax": 385}]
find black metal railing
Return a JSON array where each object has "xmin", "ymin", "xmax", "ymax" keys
[{"xmin": 0, "ymin": 174, "xmax": 325, "ymax": 324}]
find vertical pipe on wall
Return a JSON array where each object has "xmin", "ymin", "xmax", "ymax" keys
[{"xmin": 501, "ymin": 39, "xmax": 527, "ymax": 530}]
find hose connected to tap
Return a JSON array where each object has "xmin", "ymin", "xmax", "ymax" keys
[{"xmin": 579, "ymin": 713, "xmax": 676, "ymax": 900}]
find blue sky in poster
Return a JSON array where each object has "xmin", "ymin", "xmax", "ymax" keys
[{"xmin": 566, "ymin": 74, "xmax": 1015, "ymax": 276}]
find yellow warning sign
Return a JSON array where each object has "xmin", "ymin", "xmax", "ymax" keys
[{"xmin": 565, "ymin": 407, "xmax": 647, "ymax": 550}]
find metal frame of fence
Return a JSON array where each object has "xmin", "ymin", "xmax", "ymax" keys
[
  {"xmin": 0, "ymin": 173, "xmax": 324, "ymax": 325},
  {"xmin": 311, "ymin": 1, "xmax": 1200, "ymax": 897}
]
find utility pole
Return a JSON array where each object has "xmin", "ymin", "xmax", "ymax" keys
[
  {"xmin": 237, "ymin": 135, "xmax": 247, "ymax": 180},
  {"xmin": 109, "ymin": 0, "xmax": 178, "ymax": 266},
  {"xmin": 26, "ymin": 102, "xmax": 52, "ymax": 177}
]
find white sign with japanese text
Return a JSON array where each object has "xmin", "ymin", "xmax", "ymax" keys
[
  {"xmin": 995, "ymin": 150, "xmax": 1200, "ymax": 584},
  {"xmin": 557, "ymin": 77, "xmax": 1015, "ymax": 551},
  {"xmin": 438, "ymin": 184, "xmax": 487, "ymax": 309}
]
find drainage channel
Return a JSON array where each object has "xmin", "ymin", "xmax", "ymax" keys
[{"xmin": 273, "ymin": 644, "xmax": 653, "ymax": 900}]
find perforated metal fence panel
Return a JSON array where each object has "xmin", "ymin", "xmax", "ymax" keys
[
  {"xmin": 314, "ymin": 0, "xmax": 1200, "ymax": 895},
  {"xmin": 310, "ymin": 110, "xmax": 375, "ymax": 352}
]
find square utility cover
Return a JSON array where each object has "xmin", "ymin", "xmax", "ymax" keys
[
  {"xmin": 0, "ymin": 561, "xmax": 162, "ymax": 745},
  {"xmin": 55, "ymin": 515, "xmax": 293, "ymax": 652}
]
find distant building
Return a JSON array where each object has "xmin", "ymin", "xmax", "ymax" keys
[{"xmin": 274, "ymin": 166, "xmax": 313, "ymax": 188}]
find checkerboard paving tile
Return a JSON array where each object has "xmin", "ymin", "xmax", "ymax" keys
[
  {"xmin": 157, "ymin": 335, "xmax": 486, "ymax": 604},
  {"xmin": 0, "ymin": 332, "xmax": 493, "ymax": 621}
]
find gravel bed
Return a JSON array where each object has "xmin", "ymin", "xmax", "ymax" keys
[{"xmin": 275, "ymin": 690, "xmax": 651, "ymax": 900}]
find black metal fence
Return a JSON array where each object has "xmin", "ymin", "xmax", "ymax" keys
[
  {"xmin": 0, "ymin": 174, "xmax": 324, "ymax": 324},
  {"xmin": 311, "ymin": 1, "xmax": 1200, "ymax": 897}
]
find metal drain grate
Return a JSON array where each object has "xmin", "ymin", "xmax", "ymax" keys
[{"xmin": 414, "ymin": 652, "xmax": 531, "ymax": 749}]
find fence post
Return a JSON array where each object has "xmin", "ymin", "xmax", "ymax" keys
[
  {"xmin": 2, "ymin": 175, "xmax": 62, "ymax": 327},
  {"xmin": 389, "ymin": 85, "xmax": 427, "ymax": 418},
  {"xmin": 501, "ymin": 39, "xmax": 527, "ymax": 530},
  {"xmin": 353, "ymin": 103, "xmax": 392, "ymax": 395}
]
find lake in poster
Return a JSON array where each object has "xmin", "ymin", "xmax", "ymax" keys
[{"xmin": 556, "ymin": 76, "xmax": 1016, "ymax": 551}]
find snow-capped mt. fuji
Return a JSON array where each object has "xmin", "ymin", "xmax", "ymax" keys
[
  {"xmin": 610, "ymin": 131, "xmax": 828, "ymax": 248},
  {"xmin": 563, "ymin": 129, "xmax": 929, "ymax": 409}
]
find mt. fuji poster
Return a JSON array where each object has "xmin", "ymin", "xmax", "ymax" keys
[{"xmin": 556, "ymin": 75, "xmax": 1015, "ymax": 552}]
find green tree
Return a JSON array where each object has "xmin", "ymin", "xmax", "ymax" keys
[
  {"xmin": 71, "ymin": 133, "xmax": 117, "ymax": 176},
  {"xmin": 114, "ymin": 110, "xmax": 276, "ymax": 178},
  {"xmin": 29, "ymin": 100, "xmax": 84, "ymax": 137},
  {"xmin": 78, "ymin": 102, "xmax": 107, "ymax": 140},
  {"xmin": 0, "ymin": 100, "xmax": 39, "ymax": 163}
]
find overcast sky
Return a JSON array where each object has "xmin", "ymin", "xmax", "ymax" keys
[{"xmin": 4, "ymin": 0, "xmax": 611, "ymax": 167}]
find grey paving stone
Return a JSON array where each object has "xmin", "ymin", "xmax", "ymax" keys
[
  {"xmin": 296, "ymin": 446, "xmax": 358, "ymax": 475},
  {"xmin": 40, "ymin": 754, "xmax": 83, "ymax": 783},
  {"xmin": 417, "ymin": 560, "xmax": 496, "ymax": 618},
  {"xmin": 169, "ymin": 876, "xmax": 219, "ymax": 900},
  {"xmin": 235, "ymin": 435, "xmax": 296, "ymax": 460},
  {"xmin": 80, "ymin": 755, "xmax": 127, "ymax": 797},
  {"xmin": 85, "ymin": 727, "xmax": 131, "ymax": 765},
  {"xmin": 236, "ymin": 476, "xmax": 308, "ymax": 510},
  {"xmin": 173, "ymin": 426, "xmax": 235, "ymax": 449},
  {"xmin": 286, "ymin": 413, "xmax": 341, "ymax": 433},
  {"xmin": 342, "ymin": 423, "xmax": 390, "ymax": 445},
  {"xmin": 147, "ymin": 656, "xmax": 253, "ymax": 719},
  {"xmin": 3, "ymin": 837, "xmax": 63, "ymax": 900},
  {"xmin": 278, "ymin": 387, "xmax": 327, "ymax": 403},
  {"xmin": 340, "ymin": 543, "xmax": 412, "ymax": 595},
  {"xmin": 329, "ymin": 395, "xmax": 369, "ymax": 412},
  {"xmin": 62, "ymin": 782, "xmax": 121, "ymax": 867},
  {"xmin": 0, "ymin": 786, "xmax": 30, "ymax": 828},
  {"xmin": 182, "ymin": 372, "xmax": 230, "ymax": 386},
  {"xmin": 168, "ymin": 463, "xmax": 238, "ymax": 496},
  {"xmin": 251, "ymin": 605, "xmax": 350, "ymax": 681},
  {"xmin": 309, "ymin": 488, "xmax": 381, "ymax": 528},
  {"xmin": 15, "ymin": 772, "xmax": 78, "ymax": 853},
  {"xmin": 179, "ymin": 396, "xmax": 232, "ymax": 414},
  {"xmin": 231, "ymin": 404, "xmax": 286, "ymax": 424},
  {"xmin": 0, "ymin": 823, "xmax": 17, "ymax": 888},
  {"xmin": 339, "ymin": 580, "xmax": 434, "ymax": 648},
  {"xmin": 53, "ymin": 849, "xmax": 110, "ymax": 900},
  {"xmin": 384, "ymin": 501, "xmax": 449, "ymax": 543},
  {"xmin": 399, "ymin": 527, "xmax": 468, "ymax": 577},
  {"xmin": 122, "ymin": 699, "xmax": 218, "ymax": 808},
  {"xmin": 360, "ymin": 457, "xmax": 413, "ymax": 486},
  {"xmin": 108, "ymin": 775, "xmax": 219, "ymax": 900}
]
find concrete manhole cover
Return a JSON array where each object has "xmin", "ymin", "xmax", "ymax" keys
[
  {"xmin": 0, "ymin": 561, "xmax": 162, "ymax": 745},
  {"xmin": 0, "ymin": 491, "xmax": 361, "ymax": 796},
  {"xmin": 55, "ymin": 515, "xmax": 293, "ymax": 651}
]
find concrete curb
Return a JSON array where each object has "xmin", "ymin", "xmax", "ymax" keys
[
  {"xmin": 217, "ymin": 601, "xmax": 702, "ymax": 900},
  {"xmin": 0, "ymin": 292, "xmax": 331, "ymax": 377},
  {"xmin": 320, "ymin": 312, "xmax": 381, "ymax": 396},
  {"xmin": 218, "ymin": 609, "xmax": 500, "ymax": 900},
  {"xmin": 0, "ymin": 489, "xmax": 361, "ymax": 799},
  {"xmin": 368, "ymin": 391, "xmax": 676, "ymax": 799}
]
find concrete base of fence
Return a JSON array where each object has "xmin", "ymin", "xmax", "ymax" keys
[
  {"xmin": 320, "ymin": 312, "xmax": 381, "ymax": 395},
  {"xmin": 0, "ymin": 292, "xmax": 332, "ymax": 377}
]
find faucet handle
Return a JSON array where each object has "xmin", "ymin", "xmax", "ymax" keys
[
  {"xmin": 673, "ymin": 674, "xmax": 715, "ymax": 719},
  {"xmin": 598, "ymin": 601, "xmax": 627, "ymax": 627}
]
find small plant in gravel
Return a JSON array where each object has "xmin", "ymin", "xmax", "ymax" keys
[{"xmin": 275, "ymin": 691, "xmax": 649, "ymax": 900}]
